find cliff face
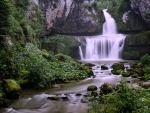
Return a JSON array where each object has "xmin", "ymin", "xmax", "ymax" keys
[
  {"xmin": 39, "ymin": 0, "xmax": 102, "ymax": 35},
  {"xmin": 130, "ymin": 0, "xmax": 150, "ymax": 26}
]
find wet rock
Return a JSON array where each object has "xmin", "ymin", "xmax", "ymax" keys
[
  {"xmin": 83, "ymin": 93, "xmax": 90, "ymax": 97},
  {"xmin": 81, "ymin": 99, "xmax": 88, "ymax": 103},
  {"xmin": 91, "ymin": 91, "xmax": 98, "ymax": 97},
  {"xmin": 2, "ymin": 79, "xmax": 22, "ymax": 99},
  {"xmin": 101, "ymin": 65, "xmax": 108, "ymax": 70},
  {"xmin": 111, "ymin": 69, "xmax": 122, "ymax": 75},
  {"xmin": 135, "ymin": 68, "xmax": 145, "ymax": 76},
  {"xmin": 111, "ymin": 62, "xmax": 124, "ymax": 70},
  {"xmin": 122, "ymin": 71, "xmax": 130, "ymax": 77},
  {"xmin": 75, "ymin": 93, "xmax": 82, "ymax": 96},
  {"xmin": 47, "ymin": 96, "xmax": 60, "ymax": 101},
  {"xmin": 131, "ymin": 62, "xmax": 143, "ymax": 69},
  {"xmin": 140, "ymin": 80, "xmax": 150, "ymax": 89},
  {"xmin": 87, "ymin": 85, "xmax": 97, "ymax": 91},
  {"xmin": 61, "ymin": 96, "xmax": 69, "ymax": 101},
  {"xmin": 100, "ymin": 83, "xmax": 113, "ymax": 95}
]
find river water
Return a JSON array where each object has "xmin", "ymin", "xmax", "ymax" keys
[{"xmin": 0, "ymin": 60, "xmax": 141, "ymax": 113}]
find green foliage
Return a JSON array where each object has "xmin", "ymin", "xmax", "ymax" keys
[
  {"xmin": 88, "ymin": 80, "xmax": 150, "ymax": 113},
  {"xmin": 8, "ymin": 42, "xmax": 89, "ymax": 89},
  {"xmin": 141, "ymin": 54, "xmax": 150, "ymax": 66},
  {"xmin": 41, "ymin": 35, "xmax": 80, "ymax": 55},
  {"xmin": 0, "ymin": 0, "xmax": 11, "ymax": 35}
]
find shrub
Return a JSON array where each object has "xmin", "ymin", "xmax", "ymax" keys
[
  {"xmin": 141, "ymin": 54, "xmax": 150, "ymax": 66},
  {"xmin": 88, "ymin": 80, "xmax": 150, "ymax": 113}
]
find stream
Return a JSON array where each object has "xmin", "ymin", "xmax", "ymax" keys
[{"xmin": 0, "ymin": 60, "xmax": 141, "ymax": 113}]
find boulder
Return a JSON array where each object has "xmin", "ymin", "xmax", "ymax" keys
[
  {"xmin": 111, "ymin": 62, "xmax": 124, "ymax": 70},
  {"xmin": 91, "ymin": 91, "xmax": 98, "ymax": 97},
  {"xmin": 100, "ymin": 83, "xmax": 113, "ymax": 95},
  {"xmin": 101, "ymin": 65, "xmax": 108, "ymax": 70},
  {"xmin": 2, "ymin": 79, "xmax": 22, "ymax": 99},
  {"xmin": 87, "ymin": 85, "xmax": 97, "ymax": 91},
  {"xmin": 84, "ymin": 63, "xmax": 95, "ymax": 67},
  {"xmin": 122, "ymin": 71, "xmax": 130, "ymax": 77}
]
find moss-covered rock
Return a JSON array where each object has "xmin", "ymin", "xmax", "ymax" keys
[
  {"xmin": 111, "ymin": 62, "xmax": 124, "ymax": 70},
  {"xmin": 87, "ymin": 85, "xmax": 97, "ymax": 91},
  {"xmin": 91, "ymin": 91, "xmax": 98, "ymax": 97},
  {"xmin": 135, "ymin": 68, "xmax": 145, "ymax": 76},
  {"xmin": 2, "ymin": 79, "xmax": 22, "ymax": 99},
  {"xmin": 111, "ymin": 69, "xmax": 123, "ymax": 75},
  {"xmin": 122, "ymin": 71, "xmax": 130, "ymax": 77},
  {"xmin": 100, "ymin": 82, "xmax": 113, "ymax": 95}
]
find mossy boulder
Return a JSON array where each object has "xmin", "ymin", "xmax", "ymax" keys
[
  {"xmin": 101, "ymin": 65, "xmax": 108, "ymax": 70},
  {"xmin": 135, "ymin": 68, "xmax": 145, "ymax": 76},
  {"xmin": 91, "ymin": 91, "xmax": 98, "ymax": 97},
  {"xmin": 122, "ymin": 71, "xmax": 130, "ymax": 77},
  {"xmin": 111, "ymin": 62, "xmax": 124, "ymax": 70},
  {"xmin": 87, "ymin": 85, "xmax": 97, "ymax": 91},
  {"xmin": 100, "ymin": 83, "xmax": 113, "ymax": 95},
  {"xmin": 55, "ymin": 53, "xmax": 73, "ymax": 62},
  {"xmin": 2, "ymin": 79, "xmax": 22, "ymax": 99},
  {"xmin": 131, "ymin": 62, "xmax": 143, "ymax": 69},
  {"xmin": 111, "ymin": 69, "xmax": 123, "ymax": 75}
]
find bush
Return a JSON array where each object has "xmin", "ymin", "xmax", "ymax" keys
[
  {"xmin": 88, "ymin": 80, "xmax": 150, "ymax": 113},
  {"xmin": 141, "ymin": 54, "xmax": 150, "ymax": 66}
]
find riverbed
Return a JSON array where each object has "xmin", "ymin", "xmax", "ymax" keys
[{"xmin": 0, "ymin": 60, "xmax": 141, "ymax": 113}]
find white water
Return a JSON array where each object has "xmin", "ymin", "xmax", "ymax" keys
[{"xmin": 78, "ymin": 9, "xmax": 126, "ymax": 60}]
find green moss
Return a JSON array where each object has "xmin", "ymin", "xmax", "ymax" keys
[
  {"xmin": 42, "ymin": 49, "xmax": 50, "ymax": 59},
  {"xmin": 122, "ymin": 71, "xmax": 130, "ymax": 77},
  {"xmin": 111, "ymin": 63, "xmax": 124, "ymax": 70},
  {"xmin": 4, "ymin": 79, "xmax": 21, "ymax": 94}
]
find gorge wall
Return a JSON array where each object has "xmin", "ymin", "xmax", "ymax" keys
[
  {"xmin": 38, "ymin": 0, "xmax": 103, "ymax": 35},
  {"xmin": 122, "ymin": 0, "xmax": 150, "ymax": 59}
]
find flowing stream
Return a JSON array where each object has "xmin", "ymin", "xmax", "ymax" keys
[
  {"xmin": 0, "ymin": 61, "xmax": 141, "ymax": 113},
  {"xmin": 78, "ymin": 9, "xmax": 126, "ymax": 60}
]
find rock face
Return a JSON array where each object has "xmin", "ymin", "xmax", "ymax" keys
[
  {"xmin": 123, "ymin": 31, "xmax": 150, "ymax": 59},
  {"xmin": 39, "ymin": 0, "xmax": 102, "ymax": 35},
  {"xmin": 130, "ymin": 0, "xmax": 150, "ymax": 25}
]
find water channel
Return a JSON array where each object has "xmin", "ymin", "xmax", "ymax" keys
[{"xmin": 0, "ymin": 60, "xmax": 141, "ymax": 113}]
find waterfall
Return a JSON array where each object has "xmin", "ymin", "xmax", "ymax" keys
[{"xmin": 78, "ymin": 9, "xmax": 126, "ymax": 60}]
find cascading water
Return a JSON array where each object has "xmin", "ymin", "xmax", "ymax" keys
[{"xmin": 78, "ymin": 9, "xmax": 126, "ymax": 60}]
